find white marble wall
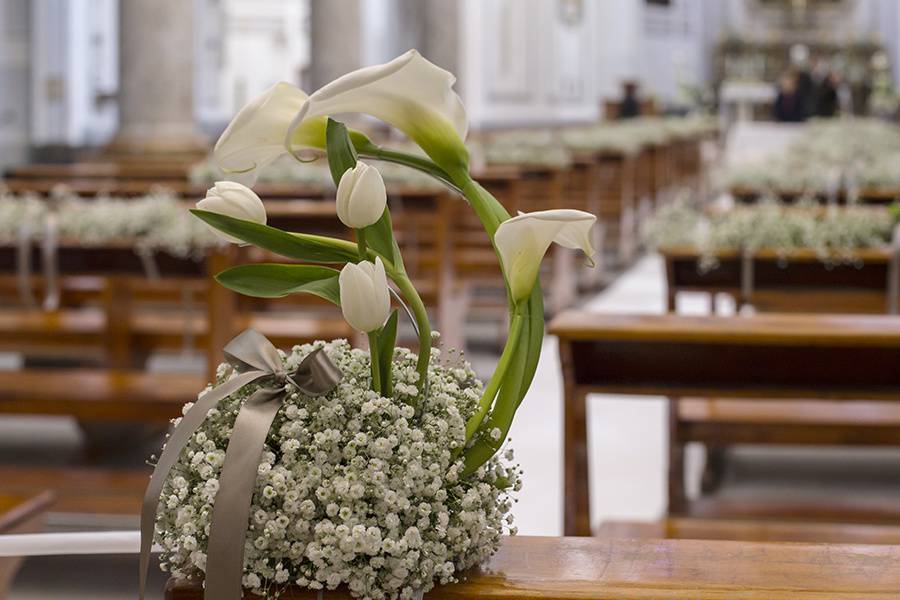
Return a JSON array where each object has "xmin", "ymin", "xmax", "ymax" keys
[
  {"xmin": 459, "ymin": 0, "xmax": 599, "ymax": 128},
  {"xmin": 29, "ymin": 0, "xmax": 118, "ymax": 148},
  {"xmin": 0, "ymin": 0, "xmax": 30, "ymax": 166}
]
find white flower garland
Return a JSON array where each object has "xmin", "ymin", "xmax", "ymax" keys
[
  {"xmin": 156, "ymin": 340, "xmax": 520, "ymax": 600},
  {"xmin": 645, "ymin": 197, "xmax": 895, "ymax": 271},
  {"xmin": 0, "ymin": 189, "xmax": 222, "ymax": 258}
]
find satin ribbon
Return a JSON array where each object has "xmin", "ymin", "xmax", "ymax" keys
[{"xmin": 138, "ymin": 329, "xmax": 342, "ymax": 600}]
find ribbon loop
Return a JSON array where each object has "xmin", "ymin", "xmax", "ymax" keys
[{"xmin": 138, "ymin": 330, "xmax": 342, "ymax": 600}]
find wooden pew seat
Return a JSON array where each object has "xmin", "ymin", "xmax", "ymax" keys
[
  {"xmin": 598, "ymin": 517, "xmax": 900, "ymax": 545},
  {"xmin": 679, "ymin": 398, "xmax": 900, "ymax": 445},
  {"xmin": 0, "ymin": 466, "xmax": 146, "ymax": 515},
  {"xmin": 0, "ymin": 368, "xmax": 204, "ymax": 422},
  {"xmin": 165, "ymin": 535, "xmax": 900, "ymax": 599}
]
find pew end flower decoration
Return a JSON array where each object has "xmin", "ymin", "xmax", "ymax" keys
[{"xmin": 146, "ymin": 49, "xmax": 597, "ymax": 600}]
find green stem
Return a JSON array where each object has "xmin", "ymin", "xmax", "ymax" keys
[
  {"xmin": 367, "ymin": 331, "xmax": 381, "ymax": 394},
  {"xmin": 463, "ymin": 308, "xmax": 525, "ymax": 441},
  {"xmin": 355, "ymin": 228, "xmax": 368, "ymax": 261},
  {"xmin": 391, "ymin": 272, "xmax": 432, "ymax": 402}
]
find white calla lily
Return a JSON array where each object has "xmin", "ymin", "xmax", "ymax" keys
[
  {"xmin": 336, "ymin": 162, "xmax": 387, "ymax": 228},
  {"xmin": 196, "ymin": 181, "xmax": 267, "ymax": 244},
  {"xmin": 339, "ymin": 257, "xmax": 392, "ymax": 333},
  {"xmin": 495, "ymin": 209, "xmax": 597, "ymax": 302},
  {"xmin": 287, "ymin": 49, "xmax": 470, "ymax": 177},
  {"xmin": 214, "ymin": 82, "xmax": 327, "ymax": 182}
]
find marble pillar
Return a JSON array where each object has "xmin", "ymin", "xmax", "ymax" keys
[
  {"xmin": 309, "ymin": 0, "xmax": 362, "ymax": 90},
  {"xmin": 108, "ymin": 0, "xmax": 207, "ymax": 156}
]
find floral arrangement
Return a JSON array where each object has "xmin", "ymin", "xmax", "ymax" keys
[
  {"xmin": 189, "ymin": 153, "xmax": 444, "ymax": 191},
  {"xmin": 142, "ymin": 50, "xmax": 596, "ymax": 600},
  {"xmin": 560, "ymin": 115, "xmax": 714, "ymax": 156},
  {"xmin": 0, "ymin": 189, "xmax": 220, "ymax": 257},
  {"xmin": 645, "ymin": 197, "xmax": 896, "ymax": 271},
  {"xmin": 721, "ymin": 118, "xmax": 900, "ymax": 194},
  {"xmin": 476, "ymin": 130, "xmax": 573, "ymax": 169}
]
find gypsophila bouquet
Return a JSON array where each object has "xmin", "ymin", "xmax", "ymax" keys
[
  {"xmin": 144, "ymin": 50, "xmax": 597, "ymax": 600},
  {"xmin": 645, "ymin": 197, "xmax": 896, "ymax": 272}
]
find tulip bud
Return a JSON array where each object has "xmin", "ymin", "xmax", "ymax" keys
[
  {"xmin": 339, "ymin": 257, "xmax": 391, "ymax": 332},
  {"xmin": 336, "ymin": 162, "xmax": 387, "ymax": 229},
  {"xmin": 196, "ymin": 181, "xmax": 267, "ymax": 244}
]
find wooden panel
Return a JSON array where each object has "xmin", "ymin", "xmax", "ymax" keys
[
  {"xmin": 0, "ymin": 369, "xmax": 203, "ymax": 421},
  {"xmin": 0, "ymin": 467, "xmax": 147, "ymax": 515},
  {"xmin": 165, "ymin": 535, "xmax": 900, "ymax": 599}
]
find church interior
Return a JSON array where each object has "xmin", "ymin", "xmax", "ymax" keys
[{"xmin": 3, "ymin": 0, "xmax": 900, "ymax": 598}]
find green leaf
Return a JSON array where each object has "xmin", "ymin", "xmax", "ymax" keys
[
  {"xmin": 377, "ymin": 309, "xmax": 399, "ymax": 397},
  {"xmin": 364, "ymin": 209, "xmax": 406, "ymax": 274},
  {"xmin": 215, "ymin": 263, "xmax": 341, "ymax": 305},
  {"xmin": 192, "ymin": 210, "xmax": 358, "ymax": 263},
  {"xmin": 325, "ymin": 118, "xmax": 358, "ymax": 186}
]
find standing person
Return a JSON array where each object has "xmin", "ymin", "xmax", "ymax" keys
[
  {"xmin": 619, "ymin": 80, "xmax": 641, "ymax": 119},
  {"xmin": 790, "ymin": 44, "xmax": 813, "ymax": 120},
  {"xmin": 815, "ymin": 71, "xmax": 840, "ymax": 117},
  {"xmin": 773, "ymin": 72, "xmax": 804, "ymax": 122}
]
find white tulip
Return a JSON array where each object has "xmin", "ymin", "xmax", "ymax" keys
[
  {"xmin": 214, "ymin": 82, "xmax": 327, "ymax": 183},
  {"xmin": 287, "ymin": 49, "xmax": 470, "ymax": 177},
  {"xmin": 336, "ymin": 162, "xmax": 387, "ymax": 229},
  {"xmin": 495, "ymin": 209, "xmax": 597, "ymax": 302},
  {"xmin": 339, "ymin": 257, "xmax": 391, "ymax": 333},
  {"xmin": 196, "ymin": 181, "xmax": 267, "ymax": 244}
]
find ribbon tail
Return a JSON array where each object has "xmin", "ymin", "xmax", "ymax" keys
[
  {"xmin": 138, "ymin": 370, "xmax": 264, "ymax": 600},
  {"xmin": 204, "ymin": 388, "xmax": 284, "ymax": 600}
]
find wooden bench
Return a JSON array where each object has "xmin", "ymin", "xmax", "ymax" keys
[
  {"xmin": 549, "ymin": 311, "xmax": 900, "ymax": 536},
  {"xmin": 165, "ymin": 535, "xmax": 900, "ymax": 599},
  {"xmin": 0, "ymin": 466, "xmax": 145, "ymax": 515},
  {"xmin": 0, "ymin": 491, "xmax": 54, "ymax": 596},
  {"xmin": 663, "ymin": 244, "xmax": 900, "ymax": 495}
]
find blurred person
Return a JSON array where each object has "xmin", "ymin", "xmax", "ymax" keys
[
  {"xmin": 791, "ymin": 44, "xmax": 813, "ymax": 120},
  {"xmin": 619, "ymin": 80, "xmax": 641, "ymax": 119},
  {"xmin": 814, "ymin": 71, "xmax": 840, "ymax": 118},
  {"xmin": 773, "ymin": 72, "xmax": 805, "ymax": 122}
]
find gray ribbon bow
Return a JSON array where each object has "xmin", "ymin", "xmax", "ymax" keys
[{"xmin": 139, "ymin": 329, "xmax": 341, "ymax": 600}]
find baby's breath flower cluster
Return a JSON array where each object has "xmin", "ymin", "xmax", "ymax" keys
[
  {"xmin": 155, "ymin": 339, "xmax": 520, "ymax": 600},
  {"xmin": 646, "ymin": 197, "xmax": 896, "ymax": 271},
  {"xmin": 0, "ymin": 189, "xmax": 221, "ymax": 258}
]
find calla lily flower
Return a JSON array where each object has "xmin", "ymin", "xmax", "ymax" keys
[
  {"xmin": 339, "ymin": 257, "xmax": 391, "ymax": 333},
  {"xmin": 495, "ymin": 209, "xmax": 597, "ymax": 302},
  {"xmin": 196, "ymin": 181, "xmax": 268, "ymax": 244},
  {"xmin": 336, "ymin": 162, "xmax": 387, "ymax": 229},
  {"xmin": 213, "ymin": 82, "xmax": 327, "ymax": 182},
  {"xmin": 287, "ymin": 49, "xmax": 470, "ymax": 177}
]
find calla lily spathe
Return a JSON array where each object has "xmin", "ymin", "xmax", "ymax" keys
[
  {"xmin": 287, "ymin": 49, "xmax": 470, "ymax": 177},
  {"xmin": 336, "ymin": 162, "xmax": 387, "ymax": 229},
  {"xmin": 196, "ymin": 181, "xmax": 268, "ymax": 244},
  {"xmin": 339, "ymin": 257, "xmax": 391, "ymax": 333},
  {"xmin": 213, "ymin": 82, "xmax": 327, "ymax": 183},
  {"xmin": 495, "ymin": 209, "xmax": 597, "ymax": 302}
]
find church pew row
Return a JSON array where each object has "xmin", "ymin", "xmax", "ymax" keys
[
  {"xmin": 549, "ymin": 311, "xmax": 900, "ymax": 537},
  {"xmin": 165, "ymin": 534, "xmax": 900, "ymax": 600},
  {"xmin": 663, "ymin": 244, "xmax": 900, "ymax": 494}
]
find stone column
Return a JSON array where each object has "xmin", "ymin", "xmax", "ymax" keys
[
  {"xmin": 107, "ymin": 0, "xmax": 207, "ymax": 156},
  {"xmin": 309, "ymin": 0, "xmax": 362, "ymax": 90}
]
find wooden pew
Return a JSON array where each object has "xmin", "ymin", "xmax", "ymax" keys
[
  {"xmin": 662, "ymin": 244, "xmax": 900, "ymax": 495},
  {"xmin": 165, "ymin": 535, "xmax": 900, "ymax": 599},
  {"xmin": 0, "ymin": 492, "xmax": 54, "ymax": 597},
  {"xmin": 549, "ymin": 311, "xmax": 900, "ymax": 536},
  {"xmin": 662, "ymin": 246, "xmax": 896, "ymax": 314}
]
